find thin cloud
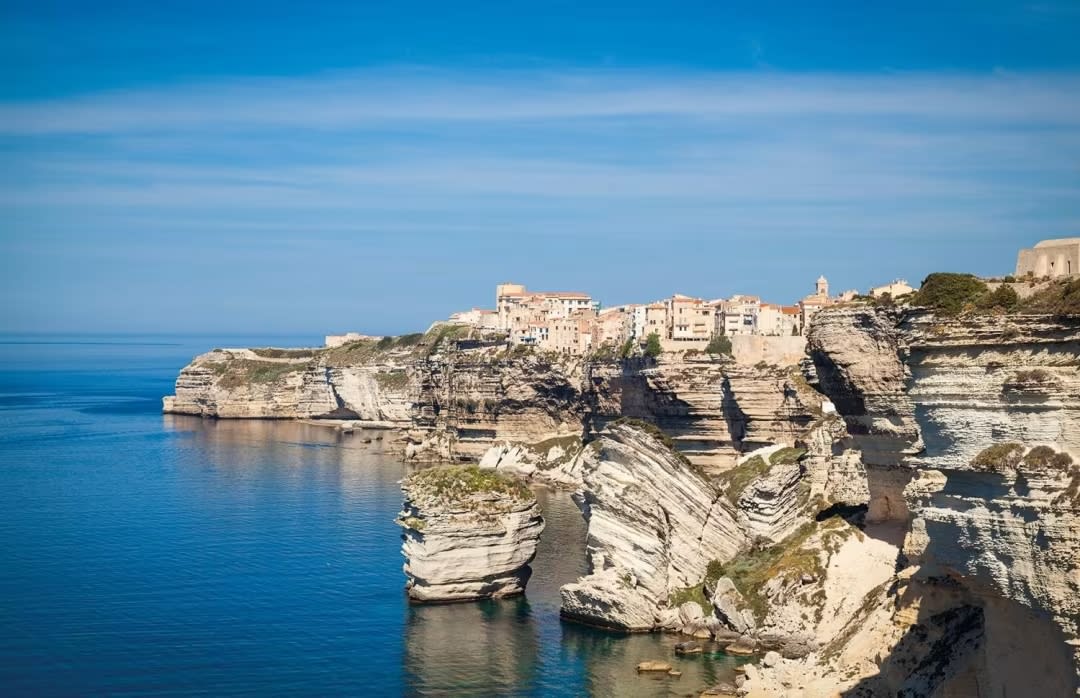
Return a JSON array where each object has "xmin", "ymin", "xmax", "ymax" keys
[{"xmin": 2, "ymin": 69, "xmax": 1080, "ymax": 134}]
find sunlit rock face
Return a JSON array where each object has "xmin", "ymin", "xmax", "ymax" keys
[
  {"xmin": 559, "ymin": 423, "xmax": 746, "ymax": 631},
  {"xmin": 162, "ymin": 347, "xmax": 414, "ymax": 421},
  {"xmin": 397, "ymin": 466, "xmax": 544, "ymax": 603},
  {"xmin": 586, "ymin": 355, "xmax": 818, "ymax": 473},
  {"xmin": 804, "ymin": 306, "xmax": 1080, "ymax": 695}
]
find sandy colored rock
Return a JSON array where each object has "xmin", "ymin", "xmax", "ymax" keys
[{"xmin": 398, "ymin": 465, "xmax": 544, "ymax": 603}]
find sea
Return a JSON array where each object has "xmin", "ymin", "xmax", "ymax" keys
[{"xmin": 0, "ymin": 334, "xmax": 744, "ymax": 697}]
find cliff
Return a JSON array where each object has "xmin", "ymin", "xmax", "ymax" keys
[
  {"xmin": 164, "ymin": 334, "xmax": 819, "ymax": 482},
  {"xmin": 397, "ymin": 465, "xmax": 544, "ymax": 603},
  {"xmin": 559, "ymin": 422, "xmax": 746, "ymax": 631},
  {"xmin": 738, "ymin": 306, "xmax": 1080, "ymax": 697},
  {"xmin": 162, "ymin": 341, "xmax": 422, "ymax": 421}
]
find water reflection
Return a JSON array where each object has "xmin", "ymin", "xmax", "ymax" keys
[
  {"xmin": 161, "ymin": 417, "xmax": 747, "ymax": 696},
  {"xmin": 405, "ymin": 597, "xmax": 540, "ymax": 696}
]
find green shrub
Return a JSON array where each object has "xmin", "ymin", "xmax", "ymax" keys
[
  {"xmin": 706, "ymin": 335, "xmax": 733, "ymax": 356},
  {"xmin": 910, "ymin": 273, "xmax": 989, "ymax": 316},
  {"xmin": 1005, "ymin": 369, "xmax": 1055, "ymax": 389},
  {"xmin": 978, "ymin": 284, "xmax": 1020, "ymax": 312},
  {"xmin": 1051, "ymin": 452, "xmax": 1074, "ymax": 469},
  {"xmin": 769, "ymin": 447, "xmax": 807, "ymax": 465},
  {"xmin": 374, "ymin": 370, "xmax": 409, "ymax": 390},
  {"xmin": 644, "ymin": 332, "xmax": 662, "ymax": 358},
  {"xmin": 668, "ymin": 583, "xmax": 710, "ymax": 613},
  {"xmin": 405, "ymin": 465, "xmax": 531, "ymax": 503},
  {"xmin": 618, "ymin": 339, "xmax": 635, "ymax": 359},
  {"xmin": 717, "ymin": 455, "xmax": 769, "ymax": 504},
  {"xmin": 1018, "ymin": 279, "xmax": 1080, "ymax": 316},
  {"xmin": 970, "ymin": 443, "xmax": 1024, "ymax": 472},
  {"xmin": 1022, "ymin": 445, "xmax": 1057, "ymax": 469}
]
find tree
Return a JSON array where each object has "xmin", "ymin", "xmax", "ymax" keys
[
  {"xmin": 644, "ymin": 332, "xmax": 662, "ymax": 358},
  {"xmin": 705, "ymin": 335, "xmax": 732, "ymax": 356},
  {"xmin": 910, "ymin": 273, "xmax": 989, "ymax": 315}
]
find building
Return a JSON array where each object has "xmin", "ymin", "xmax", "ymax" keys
[
  {"xmin": 719, "ymin": 295, "xmax": 761, "ymax": 335},
  {"xmin": 494, "ymin": 283, "xmax": 595, "ymax": 343},
  {"xmin": 799, "ymin": 276, "xmax": 832, "ymax": 332},
  {"xmin": 869, "ymin": 279, "xmax": 916, "ymax": 298},
  {"xmin": 757, "ymin": 303, "xmax": 800, "ymax": 336},
  {"xmin": 644, "ymin": 302, "xmax": 668, "ymax": 339},
  {"xmin": 669, "ymin": 294, "xmax": 712, "ymax": 341},
  {"xmin": 594, "ymin": 306, "xmax": 635, "ymax": 346},
  {"xmin": 325, "ymin": 332, "xmax": 380, "ymax": 348},
  {"xmin": 546, "ymin": 310, "xmax": 595, "ymax": 355},
  {"xmin": 1016, "ymin": 239, "xmax": 1080, "ymax": 278},
  {"xmin": 449, "ymin": 308, "xmax": 499, "ymax": 330}
]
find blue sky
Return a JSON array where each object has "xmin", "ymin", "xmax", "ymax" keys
[{"xmin": 2, "ymin": 2, "xmax": 1080, "ymax": 334}]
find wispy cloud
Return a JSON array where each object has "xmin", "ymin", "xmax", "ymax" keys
[
  {"xmin": 2, "ymin": 67, "xmax": 1079, "ymax": 332},
  {"xmin": 3, "ymin": 69, "xmax": 1080, "ymax": 134}
]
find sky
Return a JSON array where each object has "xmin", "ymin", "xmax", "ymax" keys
[{"xmin": 2, "ymin": 1, "xmax": 1079, "ymax": 335}]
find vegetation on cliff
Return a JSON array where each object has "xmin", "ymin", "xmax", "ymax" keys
[
  {"xmin": 910, "ymin": 273, "xmax": 1080, "ymax": 317},
  {"xmin": 210, "ymin": 358, "xmax": 310, "ymax": 388},
  {"xmin": 910, "ymin": 273, "xmax": 1019, "ymax": 315},
  {"xmin": 404, "ymin": 465, "xmax": 532, "ymax": 505},
  {"xmin": 705, "ymin": 335, "xmax": 733, "ymax": 356},
  {"xmin": 1018, "ymin": 278, "xmax": 1080, "ymax": 316},
  {"xmin": 711, "ymin": 517, "xmax": 856, "ymax": 623}
]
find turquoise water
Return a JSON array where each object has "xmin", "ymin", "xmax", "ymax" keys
[{"xmin": 0, "ymin": 335, "xmax": 743, "ymax": 696}]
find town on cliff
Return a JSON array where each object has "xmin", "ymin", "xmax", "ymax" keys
[{"xmin": 163, "ymin": 238, "xmax": 1080, "ymax": 697}]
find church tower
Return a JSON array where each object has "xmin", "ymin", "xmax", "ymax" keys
[{"xmin": 816, "ymin": 275, "xmax": 829, "ymax": 298}]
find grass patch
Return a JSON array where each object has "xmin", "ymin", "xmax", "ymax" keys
[
  {"xmin": 668, "ymin": 583, "xmax": 711, "ymax": 614},
  {"xmin": 769, "ymin": 447, "xmax": 807, "ymax": 465},
  {"xmin": 374, "ymin": 370, "xmax": 409, "ymax": 390},
  {"xmin": 717, "ymin": 455, "xmax": 769, "ymax": 504},
  {"xmin": 250, "ymin": 347, "xmax": 317, "ymax": 359},
  {"xmin": 1020, "ymin": 445, "xmax": 1073, "ymax": 472},
  {"xmin": 712, "ymin": 519, "xmax": 852, "ymax": 623},
  {"xmin": 214, "ymin": 359, "xmax": 310, "ymax": 388},
  {"xmin": 405, "ymin": 465, "xmax": 531, "ymax": 504},
  {"xmin": 400, "ymin": 516, "xmax": 426, "ymax": 531}
]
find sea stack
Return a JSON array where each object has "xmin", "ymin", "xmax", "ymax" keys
[{"xmin": 398, "ymin": 465, "xmax": 544, "ymax": 603}]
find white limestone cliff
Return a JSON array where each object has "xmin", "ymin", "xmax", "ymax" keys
[
  {"xmin": 559, "ymin": 422, "xmax": 746, "ymax": 631},
  {"xmin": 397, "ymin": 465, "xmax": 544, "ymax": 603}
]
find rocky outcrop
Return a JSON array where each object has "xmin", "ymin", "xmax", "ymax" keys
[
  {"xmin": 476, "ymin": 435, "xmax": 586, "ymax": 487},
  {"xmin": 764, "ymin": 306, "xmax": 1080, "ymax": 696},
  {"xmin": 584, "ymin": 355, "xmax": 818, "ymax": 473},
  {"xmin": 163, "ymin": 346, "xmax": 415, "ymax": 422},
  {"xmin": 406, "ymin": 348, "xmax": 588, "ymax": 464},
  {"xmin": 397, "ymin": 465, "xmax": 544, "ymax": 603},
  {"xmin": 559, "ymin": 423, "xmax": 746, "ymax": 631}
]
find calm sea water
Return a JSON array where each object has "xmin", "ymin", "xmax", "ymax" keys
[{"xmin": 0, "ymin": 334, "xmax": 743, "ymax": 697}]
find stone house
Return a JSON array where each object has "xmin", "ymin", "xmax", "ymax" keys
[
  {"xmin": 669, "ymin": 294, "xmax": 712, "ymax": 341},
  {"xmin": 1015, "ymin": 239, "xmax": 1080, "ymax": 278}
]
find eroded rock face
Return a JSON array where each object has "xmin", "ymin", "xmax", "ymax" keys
[
  {"xmin": 559, "ymin": 424, "xmax": 746, "ymax": 631},
  {"xmin": 397, "ymin": 465, "xmax": 544, "ymax": 603},
  {"xmin": 586, "ymin": 355, "xmax": 818, "ymax": 472},
  {"xmin": 163, "ymin": 348, "xmax": 414, "ymax": 422},
  {"xmin": 799, "ymin": 306, "xmax": 1080, "ymax": 695},
  {"xmin": 165, "ymin": 338, "xmax": 821, "ymax": 483}
]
